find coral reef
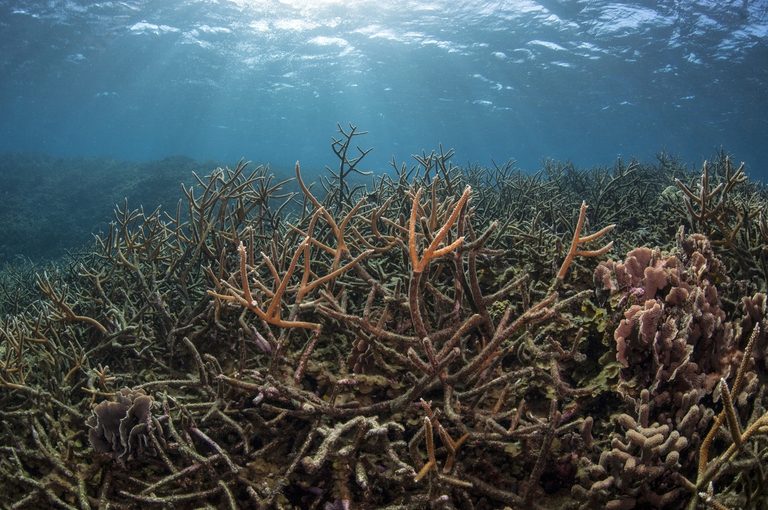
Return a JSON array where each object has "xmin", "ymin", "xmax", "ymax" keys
[{"xmin": 0, "ymin": 136, "xmax": 767, "ymax": 509}]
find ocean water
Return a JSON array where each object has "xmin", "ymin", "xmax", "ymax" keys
[{"xmin": 0, "ymin": 0, "xmax": 766, "ymax": 177}]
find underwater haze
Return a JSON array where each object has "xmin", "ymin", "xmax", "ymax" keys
[{"xmin": 0, "ymin": 0, "xmax": 767, "ymax": 176}]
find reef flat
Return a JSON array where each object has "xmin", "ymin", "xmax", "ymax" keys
[{"xmin": 1, "ymin": 129, "xmax": 766, "ymax": 509}]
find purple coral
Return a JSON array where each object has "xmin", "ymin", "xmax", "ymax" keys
[
  {"xmin": 597, "ymin": 233, "xmax": 740, "ymax": 397},
  {"xmin": 86, "ymin": 387, "xmax": 164, "ymax": 465}
]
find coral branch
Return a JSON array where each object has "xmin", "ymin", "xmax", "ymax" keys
[
  {"xmin": 556, "ymin": 201, "xmax": 615, "ymax": 281},
  {"xmin": 409, "ymin": 185, "xmax": 471, "ymax": 274}
]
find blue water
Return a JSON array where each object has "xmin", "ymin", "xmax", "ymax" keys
[{"xmin": 1, "ymin": 0, "xmax": 766, "ymax": 177}]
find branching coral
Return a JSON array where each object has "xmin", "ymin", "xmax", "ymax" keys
[
  {"xmin": 1, "ymin": 138, "xmax": 767, "ymax": 509},
  {"xmin": 573, "ymin": 389, "xmax": 690, "ymax": 508}
]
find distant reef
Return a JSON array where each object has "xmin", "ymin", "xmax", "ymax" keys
[{"xmin": 0, "ymin": 153, "xmax": 230, "ymax": 264}]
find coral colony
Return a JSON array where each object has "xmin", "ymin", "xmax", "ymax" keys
[{"xmin": 0, "ymin": 124, "xmax": 766, "ymax": 509}]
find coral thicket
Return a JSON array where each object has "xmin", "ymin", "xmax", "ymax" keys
[{"xmin": 0, "ymin": 137, "xmax": 766, "ymax": 509}]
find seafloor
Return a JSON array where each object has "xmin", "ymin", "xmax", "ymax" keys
[{"xmin": 0, "ymin": 138, "xmax": 766, "ymax": 509}]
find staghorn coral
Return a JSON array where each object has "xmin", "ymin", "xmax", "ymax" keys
[{"xmin": 1, "ymin": 139, "xmax": 767, "ymax": 509}]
